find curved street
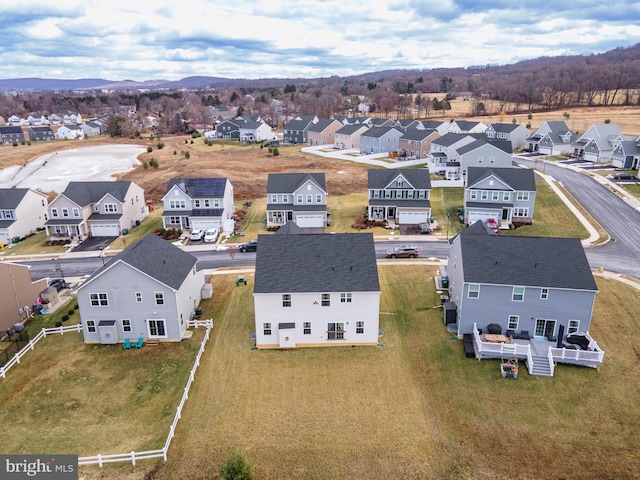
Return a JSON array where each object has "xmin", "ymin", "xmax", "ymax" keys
[{"xmin": 514, "ymin": 156, "xmax": 640, "ymax": 279}]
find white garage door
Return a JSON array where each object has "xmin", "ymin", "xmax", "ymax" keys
[
  {"xmin": 190, "ymin": 219, "xmax": 221, "ymax": 231},
  {"xmin": 91, "ymin": 224, "xmax": 119, "ymax": 236},
  {"xmin": 468, "ymin": 211, "xmax": 498, "ymax": 224},
  {"xmin": 0, "ymin": 232, "xmax": 8, "ymax": 245},
  {"xmin": 398, "ymin": 211, "xmax": 428, "ymax": 224},
  {"xmin": 295, "ymin": 215, "xmax": 324, "ymax": 228}
]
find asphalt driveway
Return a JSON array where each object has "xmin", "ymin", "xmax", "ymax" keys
[{"xmin": 72, "ymin": 237, "xmax": 114, "ymax": 252}]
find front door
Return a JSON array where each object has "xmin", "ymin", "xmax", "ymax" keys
[
  {"xmin": 502, "ymin": 208, "xmax": 509, "ymax": 220},
  {"xmin": 387, "ymin": 207, "xmax": 395, "ymax": 220},
  {"xmin": 535, "ymin": 319, "xmax": 556, "ymax": 339}
]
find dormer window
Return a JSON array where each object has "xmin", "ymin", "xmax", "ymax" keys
[{"xmin": 94, "ymin": 204, "xmax": 100, "ymax": 212}]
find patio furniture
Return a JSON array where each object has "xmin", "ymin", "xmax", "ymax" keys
[
  {"xmin": 236, "ymin": 275, "xmax": 247, "ymax": 286},
  {"xmin": 134, "ymin": 337, "xmax": 144, "ymax": 348},
  {"xmin": 484, "ymin": 334, "xmax": 508, "ymax": 343},
  {"xmin": 487, "ymin": 323, "xmax": 502, "ymax": 335},
  {"xmin": 123, "ymin": 338, "xmax": 131, "ymax": 350}
]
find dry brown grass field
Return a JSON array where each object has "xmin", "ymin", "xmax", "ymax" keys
[{"xmin": 1, "ymin": 104, "xmax": 639, "ymax": 205}]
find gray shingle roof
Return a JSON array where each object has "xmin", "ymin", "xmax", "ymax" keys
[
  {"xmin": 254, "ymin": 233, "xmax": 380, "ymax": 293},
  {"xmin": 432, "ymin": 133, "xmax": 471, "ymax": 147},
  {"xmin": 60, "ymin": 181, "xmax": 133, "ymax": 206},
  {"xmin": 335, "ymin": 124, "xmax": 368, "ymax": 135},
  {"xmin": 489, "ymin": 123, "xmax": 521, "ymax": 133},
  {"xmin": 401, "ymin": 129, "xmax": 434, "ymax": 141},
  {"xmin": 85, "ymin": 232, "xmax": 198, "ymax": 290},
  {"xmin": 0, "ymin": 188, "xmax": 29, "ymax": 209},
  {"xmin": 361, "ymin": 126, "xmax": 401, "ymax": 139},
  {"xmin": 307, "ymin": 118, "xmax": 339, "ymax": 132},
  {"xmin": 457, "ymin": 138, "xmax": 512, "ymax": 155},
  {"xmin": 368, "ymin": 169, "xmax": 431, "ymax": 189},
  {"xmin": 467, "ymin": 167, "xmax": 536, "ymax": 191},
  {"xmin": 267, "ymin": 173, "xmax": 326, "ymax": 194},
  {"xmin": 457, "ymin": 225, "xmax": 597, "ymax": 291}
]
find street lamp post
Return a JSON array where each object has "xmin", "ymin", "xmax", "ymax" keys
[
  {"xmin": 446, "ymin": 212, "xmax": 451, "ymax": 240},
  {"xmin": 53, "ymin": 263, "xmax": 65, "ymax": 283},
  {"xmin": 99, "ymin": 247, "xmax": 105, "ymax": 265}
]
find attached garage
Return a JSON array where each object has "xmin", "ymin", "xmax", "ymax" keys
[
  {"xmin": 467, "ymin": 210, "xmax": 499, "ymax": 224},
  {"xmin": 398, "ymin": 210, "xmax": 429, "ymax": 225},
  {"xmin": 190, "ymin": 219, "xmax": 221, "ymax": 231},
  {"xmin": 91, "ymin": 224, "xmax": 120, "ymax": 237},
  {"xmin": 295, "ymin": 214, "xmax": 325, "ymax": 228},
  {"xmin": 0, "ymin": 232, "xmax": 8, "ymax": 245}
]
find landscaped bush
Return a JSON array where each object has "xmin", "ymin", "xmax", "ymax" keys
[
  {"xmin": 147, "ymin": 146, "xmax": 153, "ymax": 153},
  {"xmin": 184, "ymin": 151, "xmax": 190, "ymax": 159},
  {"xmin": 68, "ymin": 309, "xmax": 75, "ymax": 316},
  {"xmin": 157, "ymin": 142, "xmax": 164, "ymax": 149},
  {"xmin": 55, "ymin": 321, "xmax": 63, "ymax": 327},
  {"xmin": 61, "ymin": 315, "xmax": 69, "ymax": 322},
  {"xmin": 149, "ymin": 158, "xmax": 159, "ymax": 168}
]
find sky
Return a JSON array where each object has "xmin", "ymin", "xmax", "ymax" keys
[{"xmin": 1, "ymin": 0, "xmax": 639, "ymax": 81}]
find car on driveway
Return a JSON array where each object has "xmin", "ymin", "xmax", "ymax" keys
[
  {"xmin": 386, "ymin": 245, "xmax": 419, "ymax": 258},
  {"xmin": 418, "ymin": 223, "xmax": 431, "ymax": 234},
  {"xmin": 189, "ymin": 229, "xmax": 205, "ymax": 241},
  {"xmin": 204, "ymin": 228, "xmax": 219, "ymax": 243},
  {"xmin": 239, "ymin": 240, "xmax": 258, "ymax": 252},
  {"xmin": 48, "ymin": 278, "xmax": 70, "ymax": 291},
  {"xmin": 486, "ymin": 218, "xmax": 499, "ymax": 233}
]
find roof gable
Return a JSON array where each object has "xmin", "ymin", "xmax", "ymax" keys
[
  {"xmin": 368, "ymin": 168, "xmax": 431, "ymax": 189},
  {"xmin": 61, "ymin": 181, "xmax": 133, "ymax": 206},
  {"xmin": 467, "ymin": 167, "xmax": 536, "ymax": 191},
  {"xmin": 267, "ymin": 173, "xmax": 326, "ymax": 194},
  {"xmin": 165, "ymin": 178, "xmax": 228, "ymax": 198}
]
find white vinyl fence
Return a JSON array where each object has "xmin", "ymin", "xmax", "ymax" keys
[{"xmin": 1, "ymin": 319, "xmax": 214, "ymax": 468}]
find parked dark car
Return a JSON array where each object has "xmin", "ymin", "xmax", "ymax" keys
[
  {"xmin": 48, "ymin": 278, "xmax": 69, "ymax": 291},
  {"xmin": 239, "ymin": 240, "xmax": 258, "ymax": 252},
  {"xmin": 613, "ymin": 173, "xmax": 637, "ymax": 181},
  {"xmin": 386, "ymin": 245, "xmax": 419, "ymax": 258}
]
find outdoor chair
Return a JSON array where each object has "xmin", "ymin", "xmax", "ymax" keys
[
  {"xmin": 134, "ymin": 337, "xmax": 144, "ymax": 348},
  {"xmin": 123, "ymin": 338, "xmax": 131, "ymax": 350}
]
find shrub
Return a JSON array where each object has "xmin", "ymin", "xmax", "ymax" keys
[
  {"xmin": 184, "ymin": 151, "xmax": 190, "ymax": 159},
  {"xmin": 526, "ymin": 122, "xmax": 531, "ymax": 129},
  {"xmin": 219, "ymin": 448, "xmax": 254, "ymax": 480},
  {"xmin": 149, "ymin": 134, "xmax": 154, "ymax": 140},
  {"xmin": 27, "ymin": 141, "xmax": 31, "ymax": 145},
  {"xmin": 185, "ymin": 139, "xmax": 189, "ymax": 144},
  {"xmin": 604, "ymin": 118, "xmax": 611, "ymax": 124},
  {"xmin": 61, "ymin": 315, "xmax": 69, "ymax": 322},
  {"xmin": 157, "ymin": 142, "xmax": 164, "ymax": 149},
  {"xmin": 55, "ymin": 321, "xmax": 63, "ymax": 328},
  {"xmin": 147, "ymin": 146, "xmax": 153, "ymax": 153},
  {"xmin": 174, "ymin": 150, "xmax": 177, "ymax": 155},
  {"xmin": 68, "ymin": 309, "xmax": 75, "ymax": 316},
  {"xmin": 272, "ymin": 147, "xmax": 280, "ymax": 156},
  {"xmin": 74, "ymin": 304, "xmax": 79, "ymax": 310},
  {"xmin": 12, "ymin": 142, "xmax": 18, "ymax": 147},
  {"xmin": 191, "ymin": 131, "xmax": 201, "ymax": 138},
  {"xmin": 149, "ymin": 158, "xmax": 159, "ymax": 168},
  {"xmin": 528, "ymin": 113, "xmax": 532, "ymax": 120},
  {"xmin": 21, "ymin": 141, "xmax": 26, "ymax": 145},
  {"xmin": 142, "ymin": 162, "xmax": 148, "ymax": 169}
]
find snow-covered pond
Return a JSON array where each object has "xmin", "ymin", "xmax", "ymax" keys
[{"xmin": 0, "ymin": 144, "xmax": 146, "ymax": 192}]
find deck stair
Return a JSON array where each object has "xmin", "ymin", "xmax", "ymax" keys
[{"xmin": 529, "ymin": 355, "xmax": 553, "ymax": 377}]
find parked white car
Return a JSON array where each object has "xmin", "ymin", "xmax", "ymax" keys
[
  {"xmin": 204, "ymin": 228, "xmax": 219, "ymax": 243},
  {"xmin": 189, "ymin": 229, "xmax": 205, "ymax": 241}
]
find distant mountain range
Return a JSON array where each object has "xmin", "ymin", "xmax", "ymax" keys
[{"xmin": 0, "ymin": 76, "xmax": 232, "ymax": 92}]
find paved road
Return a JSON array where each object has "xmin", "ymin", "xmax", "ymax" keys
[{"xmin": 515, "ymin": 157, "xmax": 640, "ymax": 278}]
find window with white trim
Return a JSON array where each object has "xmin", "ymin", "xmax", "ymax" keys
[
  {"xmin": 517, "ymin": 191, "xmax": 530, "ymax": 201},
  {"xmin": 72, "ymin": 208, "xmax": 80, "ymax": 217},
  {"xmin": 306, "ymin": 194, "xmax": 312, "ymax": 203},
  {"xmin": 282, "ymin": 195, "xmax": 289, "ymax": 203},
  {"xmin": 481, "ymin": 191, "xmax": 488, "ymax": 200},
  {"xmin": 470, "ymin": 190, "xmax": 477, "ymax": 200},
  {"xmin": 104, "ymin": 203, "xmax": 117, "ymax": 212},
  {"xmin": 155, "ymin": 292, "xmax": 165, "ymax": 305},
  {"xmin": 135, "ymin": 292, "xmax": 142, "ymax": 303},
  {"xmin": 62, "ymin": 208, "xmax": 69, "ymax": 217},
  {"xmin": 170, "ymin": 200, "xmax": 186, "ymax": 209},
  {"xmin": 492, "ymin": 191, "xmax": 499, "ymax": 201},
  {"xmin": 321, "ymin": 293, "xmax": 330, "ymax": 306},
  {"xmin": 303, "ymin": 322, "xmax": 311, "ymax": 335},
  {"xmin": 508, "ymin": 315, "xmax": 519, "ymax": 330},
  {"xmin": 122, "ymin": 319, "xmax": 131, "ymax": 332},
  {"xmin": 503, "ymin": 192, "xmax": 511, "ymax": 201},
  {"xmin": 356, "ymin": 321, "xmax": 364, "ymax": 334},
  {"xmin": 282, "ymin": 294, "xmax": 291, "ymax": 307},
  {"xmin": 86, "ymin": 320, "xmax": 96, "ymax": 333},
  {"xmin": 89, "ymin": 293, "xmax": 108, "ymax": 306},
  {"xmin": 541, "ymin": 288, "xmax": 549, "ymax": 300},
  {"xmin": 51, "ymin": 208, "xmax": 58, "ymax": 217},
  {"xmin": 148, "ymin": 319, "xmax": 167, "ymax": 337},
  {"xmin": 568, "ymin": 320, "xmax": 580, "ymax": 334},
  {"xmin": 513, "ymin": 208, "xmax": 529, "ymax": 217},
  {"xmin": 468, "ymin": 284, "xmax": 480, "ymax": 298},
  {"xmin": 263, "ymin": 322, "xmax": 272, "ymax": 335},
  {"xmin": 271, "ymin": 195, "xmax": 277, "ymax": 203},
  {"xmin": 316, "ymin": 194, "xmax": 322, "ymax": 203},
  {"xmin": 512, "ymin": 287, "xmax": 525, "ymax": 302},
  {"xmin": 297, "ymin": 194, "xmax": 303, "ymax": 203},
  {"xmin": 341, "ymin": 293, "xmax": 352, "ymax": 303}
]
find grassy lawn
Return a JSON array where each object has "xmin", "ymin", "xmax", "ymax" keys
[
  {"xmin": 1, "ymin": 230, "xmax": 67, "ymax": 256},
  {"xmin": 0, "ymin": 324, "xmax": 205, "ymax": 458},
  {"xmin": 132, "ymin": 268, "xmax": 640, "ymax": 480},
  {"xmin": 501, "ymin": 175, "xmax": 590, "ymax": 239},
  {"xmin": 107, "ymin": 203, "xmax": 164, "ymax": 250},
  {"xmin": 430, "ymin": 187, "xmax": 466, "ymax": 236}
]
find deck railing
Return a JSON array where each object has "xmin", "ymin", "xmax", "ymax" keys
[
  {"xmin": 472, "ymin": 323, "xmax": 531, "ymax": 359},
  {"xmin": 550, "ymin": 332, "xmax": 604, "ymax": 366}
]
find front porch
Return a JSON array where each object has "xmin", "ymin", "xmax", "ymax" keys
[{"xmin": 470, "ymin": 324, "xmax": 604, "ymax": 377}]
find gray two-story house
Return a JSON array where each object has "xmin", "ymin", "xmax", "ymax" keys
[
  {"xmin": 162, "ymin": 177, "xmax": 235, "ymax": 233},
  {"xmin": 44, "ymin": 181, "xmax": 146, "ymax": 240},
  {"xmin": 77, "ymin": 233, "xmax": 205, "ymax": 345},
  {"xmin": 0, "ymin": 126, "xmax": 25, "ymax": 144},
  {"xmin": 367, "ymin": 169, "xmax": 431, "ymax": 225},
  {"xmin": 283, "ymin": 115, "xmax": 318, "ymax": 144},
  {"xmin": 266, "ymin": 173, "xmax": 327, "ymax": 229},
  {"xmin": 360, "ymin": 126, "xmax": 403, "ymax": 155},
  {"xmin": 28, "ymin": 126, "xmax": 56, "ymax": 142},
  {"xmin": 484, "ymin": 123, "xmax": 530, "ymax": 150},
  {"xmin": 464, "ymin": 167, "xmax": 536, "ymax": 228},
  {"xmin": 447, "ymin": 221, "xmax": 603, "ymax": 376}
]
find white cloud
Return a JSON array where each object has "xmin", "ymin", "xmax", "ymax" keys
[{"xmin": 0, "ymin": 1, "xmax": 638, "ymax": 80}]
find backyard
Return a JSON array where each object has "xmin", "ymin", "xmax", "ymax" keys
[{"xmin": 68, "ymin": 267, "xmax": 640, "ymax": 480}]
